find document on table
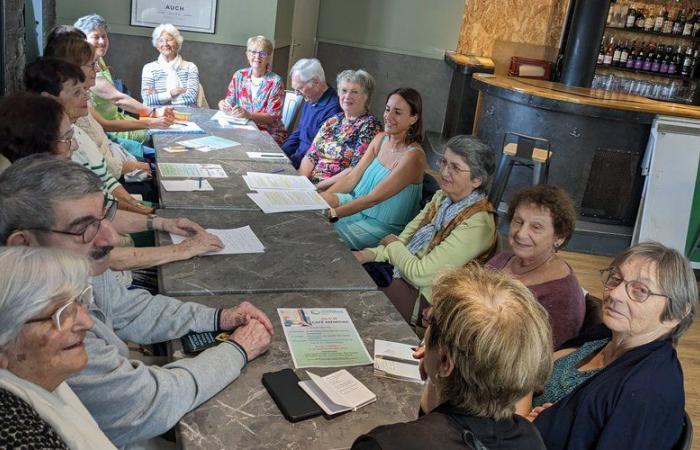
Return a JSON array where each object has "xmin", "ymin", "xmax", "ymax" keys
[
  {"xmin": 243, "ymin": 172, "xmax": 316, "ymax": 191},
  {"xmin": 246, "ymin": 151, "xmax": 288, "ymax": 160},
  {"xmin": 148, "ymin": 121, "xmax": 206, "ymax": 134},
  {"xmin": 160, "ymin": 179, "xmax": 213, "ymax": 192},
  {"xmin": 210, "ymin": 111, "xmax": 256, "ymax": 129},
  {"xmin": 247, "ymin": 190, "xmax": 329, "ymax": 213},
  {"xmin": 169, "ymin": 226, "xmax": 264, "ymax": 255},
  {"xmin": 159, "ymin": 163, "xmax": 228, "ymax": 178},
  {"xmin": 278, "ymin": 308, "xmax": 372, "ymax": 368},
  {"xmin": 299, "ymin": 370, "xmax": 376, "ymax": 416},
  {"xmin": 373, "ymin": 339, "xmax": 423, "ymax": 384},
  {"xmin": 177, "ymin": 136, "xmax": 240, "ymax": 152}
]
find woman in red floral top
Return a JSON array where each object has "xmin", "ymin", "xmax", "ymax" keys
[
  {"xmin": 299, "ymin": 69, "xmax": 382, "ymax": 189},
  {"xmin": 217, "ymin": 35, "xmax": 286, "ymax": 144}
]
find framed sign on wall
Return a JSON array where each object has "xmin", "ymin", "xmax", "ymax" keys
[{"xmin": 131, "ymin": 0, "xmax": 217, "ymax": 34}]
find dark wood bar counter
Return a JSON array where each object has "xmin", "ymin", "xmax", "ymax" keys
[{"xmin": 471, "ymin": 74, "xmax": 700, "ymax": 229}]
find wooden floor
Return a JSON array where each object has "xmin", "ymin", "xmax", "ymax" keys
[{"xmin": 560, "ymin": 250, "xmax": 699, "ymax": 449}]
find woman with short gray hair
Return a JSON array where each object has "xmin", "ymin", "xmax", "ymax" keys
[
  {"xmin": 528, "ymin": 241, "xmax": 698, "ymax": 449},
  {"xmin": 141, "ymin": 24, "xmax": 200, "ymax": 107},
  {"xmin": 354, "ymin": 135, "xmax": 498, "ymax": 327},
  {"xmin": 0, "ymin": 247, "xmax": 116, "ymax": 449},
  {"xmin": 299, "ymin": 69, "xmax": 381, "ymax": 187}
]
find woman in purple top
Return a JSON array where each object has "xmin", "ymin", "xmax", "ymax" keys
[{"xmin": 486, "ymin": 185, "xmax": 585, "ymax": 349}]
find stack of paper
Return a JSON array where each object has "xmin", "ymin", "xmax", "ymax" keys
[
  {"xmin": 158, "ymin": 163, "xmax": 228, "ymax": 178},
  {"xmin": 210, "ymin": 111, "xmax": 257, "ymax": 130},
  {"xmin": 299, "ymin": 370, "xmax": 376, "ymax": 416},
  {"xmin": 169, "ymin": 226, "xmax": 264, "ymax": 255},
  {"xmin": 149, "ymin": 121, "xmax": 206, "ymax": 134},
  {"xmin": 373, "ymin": 340, "xmax": 423, "ymax": 384},
  {"xmin": 243, "ymin": 172, "xmax": 329, "ymax": 213}
]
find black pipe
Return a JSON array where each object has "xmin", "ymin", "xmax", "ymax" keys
[{"xmin": 560, "ymin": 0, "xmax": 611, "ymax": 87}]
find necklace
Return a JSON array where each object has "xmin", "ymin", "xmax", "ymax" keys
[{"xmin": 507, "ymin": 253, "xmax": 555, "ymax": 279}]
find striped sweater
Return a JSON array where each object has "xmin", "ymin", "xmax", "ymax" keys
[
  {"xmin": 72, "ymin": 126, "xmax": 120, "ymax": 194},
  {"xmin": 141, "ymin": 59, "xmax": 199, "ymax": 107}
]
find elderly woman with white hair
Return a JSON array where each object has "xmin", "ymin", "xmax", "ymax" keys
[
  {"xmin": 141, "ymin": 24, "xmax": 200, "ymax": 107},
  {"xmin": 0, "ymin": 247, "xmax": 116, "ymax": 449}
]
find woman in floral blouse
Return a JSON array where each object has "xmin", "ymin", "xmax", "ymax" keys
[
  {"xmin": 217, "ymin": 35, "xmax": 286, "ymax": 144},
  {"xmin": 299, "ymin": 69, "xmax": 382, "ymax": 189}
]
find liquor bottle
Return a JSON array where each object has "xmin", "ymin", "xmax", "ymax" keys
[
  {"xmin": 673, "ymin": 9, "xmax": 684, "ymax": 35},
  {"xmin": 668, "ymin": 45, "xmax": 682, "ymax": 75},
  {"xmin": 683, "ymin": 9, "xmax": 694, "ymax": 36},
  {"xmin": 613, "ymin": 40, "xmax": 622, "ymax": 66},
  {"xmin": 660, "ymin": 47, "xmax": 670, "ymax": 73},
  {"xmin": 654, "ymin": 6, "xmax": 666, "ymax": 33},
  {"xmin": 635, "ymin": 43, "xmax": 646, "ymax": 70},
  {"xmin": 607, "ymin": 3, "xmax": 614, "ymax": 25},
  {"xmin": 643, "ymin": 43, "xmax": 654, "ymax": 71},
  {"xmin": 682, "ymin": 46, "xmax": 694, "ymax": 76},
  {"xmin": 663, "ymin": 8, "xmax": 675, "ymax": 34},
  {"xmin": 626, "ymin": 7, "xmax": 637, "ymax": 28},
  {"xmin": 644, "ymin": 10, "xmax": 656, "ymax": 31},
  {"xmin": 651, "ymin": 45, "xmax": 662, "ymax": 72},
  {"xmin": 694, "ymin": 10, "xmax": 700, "ymax": 36},
  {"xmin": 691, "ymin": 50, "xmax": 699, "ymax": 78},
  {"xmin": 604, "ymin": 37, "xmax": 614, "ymax": 66},
  {"xmin": 597, "ymin": 36, "xmax": 606, "ymax": 65},
  {"xmin": 626, "ymin": 41, "xmax": 637, "ymax": 68},
  {"xmin": 635, "ymin": 8, "xmax": 646, "ymax": 29},
  {"xmin": 620, "ymin": 40, "xmax": 630, "ymax": 67}
]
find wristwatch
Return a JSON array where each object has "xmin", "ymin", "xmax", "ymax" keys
[
  {"xmin": 146, "ymin": 214, "xmax": 158, "ymax": 231},
  {"xmin": 327, "ymin": 207, "xmax": 339, "ymax": 223}
]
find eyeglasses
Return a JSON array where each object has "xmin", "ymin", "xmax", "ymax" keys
[
  {"xmin": 599, "ymin": 268, "xmax": 671, "ymax": 303},
  {"xmin": 25, "ymin": 286, "xmax": 93, "ymax": 331},
  {"xmin": 293, "ymin": 79, "xmax": 315, "ymax": 96},
  {"xmin": 81, "ymin": 60, "xmax": 101, "ymax": 73},
  {"xmin": 27, "ymin": 194, "xmax": 118, "ymax": 243},
  {"xmin": 438, "ymin": 157, "xmax": 471, "ymax": 176},
  {"xmin": 56, "ymin": 126, "xmax": 75, "ymax": 146},
  {"xmin": 247, "ymin": 49, "xmax": 270, "ymax": 58}
]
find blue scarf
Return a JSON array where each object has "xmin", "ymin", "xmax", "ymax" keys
[{"xmin": 394, "ymin": 190, "xmax": 485, "ymax": 278}]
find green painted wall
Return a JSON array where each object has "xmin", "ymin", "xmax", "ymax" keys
[
  {"xmin": 317, "ymin": 0, "xmax": 463, "ymax": 59},
  {"xmin": 56, "ymin": 0, "xmax": 278, "ymax": 46}
]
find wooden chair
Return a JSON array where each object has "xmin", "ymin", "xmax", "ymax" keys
[{"xmin": 488, "ymin": 132, "xmax": 552, "ymax": 210}]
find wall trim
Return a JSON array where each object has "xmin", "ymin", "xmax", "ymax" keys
[{"xmin": 317, "ymin": 38, "xmax": 446, "ymax": 60}]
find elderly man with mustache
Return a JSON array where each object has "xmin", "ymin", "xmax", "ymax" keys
[{"xmin": 0, "ymin": 154, "xmax": 273, "ymax": 449}]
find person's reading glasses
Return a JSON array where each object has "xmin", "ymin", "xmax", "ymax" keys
[
  {"xmin": 26, "ymin": 194, "xmax": 118, "ymax": 243},
  {"xmin": 600, "ymin": 268, "xmax": 671, "ymax": 303},
  {"xmin": 25, "ymin": 285, "xmax": 94, "ymax": 330}
]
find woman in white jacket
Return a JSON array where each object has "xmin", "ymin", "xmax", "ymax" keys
[{"xmin": 0, "ymin": 247, "xmax": 116, "ymax": 449}]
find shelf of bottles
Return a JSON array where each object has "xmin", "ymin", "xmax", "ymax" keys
[{"xmin": 595, "ymin": 1, "xmax": 700, "ymax": 104}]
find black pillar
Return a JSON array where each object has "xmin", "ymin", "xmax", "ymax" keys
[{"xmin": 560, "ymin": 0, "xmax": 610, "ymax": 88}]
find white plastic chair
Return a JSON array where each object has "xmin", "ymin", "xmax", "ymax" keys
[{"xmin": 282, "ymin": 90, "xmax": 303, "ymax": 131}]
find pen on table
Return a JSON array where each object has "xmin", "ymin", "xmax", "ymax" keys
[
  {"xmin": 198, "ymin": 177, "xmax": 203, "ymax": 189},
  {"xmin": 270, "ymin": 168, "xmax": 285, "ymax": 174},
  {"xmin": 375, "ymin": 355, "xmax": 420, "ymax": 366}
]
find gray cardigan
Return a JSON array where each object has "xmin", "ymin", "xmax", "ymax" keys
[{"xmin": 67, "ymin": 270, "xmax": 246, "ymax": 447}]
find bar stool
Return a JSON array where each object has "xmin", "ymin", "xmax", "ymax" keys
[{"xmin": 488, "ymin": 132, "xmax": 552, "ymax": 210}]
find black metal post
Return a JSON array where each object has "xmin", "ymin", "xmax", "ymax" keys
[{"xmin": 560, "ymin": 0, "xmax": 610, "ymax": 88}]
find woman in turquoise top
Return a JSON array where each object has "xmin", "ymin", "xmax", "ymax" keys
[{"xmin": 321, "ymin": 88, "xmax": 426, "ymax": 249}]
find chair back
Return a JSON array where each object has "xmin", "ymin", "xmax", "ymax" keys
[
  {"xmin": 196, "ymin": 83, "xmax": 209, "ymax": 109},
  {"xmin": 282, "ymin": 90, "xmax": 303, "ymax": 131}
]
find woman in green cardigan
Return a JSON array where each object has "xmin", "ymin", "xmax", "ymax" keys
[{"xmin": 353, "ymin": 135, "xmax": 497, "ymax": 327}]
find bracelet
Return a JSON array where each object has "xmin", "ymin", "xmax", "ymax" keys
[
  {"xmin": 146, "ymin": 214, "xmax": 158, "ymax": 231},
  {"xmin": 328, "ymin": 207, "xmax": 339, "ymax": 223}
]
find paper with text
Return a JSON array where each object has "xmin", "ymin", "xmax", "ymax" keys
[
  {"xmin": 169, "ymin": 226, "xmax": 264, "ymax": 255},
  {"xmin": 299, "ymin": 370, "xmax": 376, "ymax": 416},
  {"xmin": 243, "ymin": 172, "xmax": 316, "ymax": 191},
  {"xmin": 160, "ymin": 179, "xmax": 214, "ymax": 192},
  {"xmin": 373, "ymin": 340, "xmax": 423, "ymax": 384},
  {"xmin": 247, "ymin": 190, "xmax": 329, "ymax": 213},
  {"xmin": 177, "ymin": 136, "xmax": 240, "ymax": 152},
  {"xmin": 158, "ymin": 163, "xmax": 228, "ymax": 178}
]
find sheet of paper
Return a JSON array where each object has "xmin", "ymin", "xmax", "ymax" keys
[
  {"xmin": 247, "ymin": 190, "xmax": 329, "ymax": 213},
  {"xmin": 158, "ymin": 163, "xmax": 228, "ymax": 178},
  {"xmin": 299, "ymin": 370, "xmax": 376, "ymax": 416},
  {"xmin": 169, "ymin": 226, "xmax": 264, "ymax": 255},
  {"xmin": 210, "ymin": 111, "xmax": 249, "ymax": 124},
  {"xmin": 246, "ymin": 151, "xmax": 288, "ymax": 160},
  {"xmin": 243, "ymin": 172, "xmax": 316, "ymax": 191},
  {"xmin": 278, "ymin": 308, "xmax": 372, "ymax": 368},
  {"xmin": 177, "ymin": 136, "xmax": 240, "ymax": 152},
  {"xmin": 149, "ymin": 121, "xmax": 205, "ymax": 134},
  {"xmin": 373, "ymin": 340, "xmax": 423, "ymax": 384},
  {"xmin": 160, "ymin": 179, "xmax": 213, "ymax": 192}
]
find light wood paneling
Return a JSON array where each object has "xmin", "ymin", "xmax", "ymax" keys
[{"xmin": 561, "ymin": 250, "xmax": 700, "ymax": 448}]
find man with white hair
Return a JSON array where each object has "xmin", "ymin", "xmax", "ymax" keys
[{"xmin": 282, "ymin": 58, "xmax": 341, "ymax": 168}]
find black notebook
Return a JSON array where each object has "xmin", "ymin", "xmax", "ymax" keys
[{"xmin": 262, "ymin": 368, "xmax": 323, "ymax": 422}]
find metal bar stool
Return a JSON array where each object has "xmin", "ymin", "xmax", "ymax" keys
[{"xmin": 488, "ymin": 132, "xmax": 552, "ymax": 209}]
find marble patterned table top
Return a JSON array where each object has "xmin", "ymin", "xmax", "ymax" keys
[{"xmin": 173, "ymin": 291, "xmax": 423, "ymax": 450}]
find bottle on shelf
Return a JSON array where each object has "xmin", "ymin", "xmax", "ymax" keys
[
  {"xmin": 643, "ymin": 43, "xmax": 654, "ymax": 71},
  {"xmin": 636, "ymin": 8, "xmax": 647, "ymax": 30},
  {"xmin": 651, "ymin": 44, "xmax": 662, "ymax": 72},
  {"xmin": 598, "ymin": 36, "xmax": 606, "ymax": 65},
  {"xmin": 613, "ymin": 40, "xmax": 623, "ymax": 66},
  {"xmin": 683, "ymin": 9, "xmax": 694, "ymax": 36},
  {"xmin": 644, "ymin": 10, "xmax": 656, "ymax": 31},
  {"xmin": 604, "ymin": 36, "xmax": 615, "ymax": 66},
  {"xmin": 662, "ymin": 8, "xmax": 675, "ymax": 34},
  {"xmin": 694, "ymin": 10, "xmax": 700, "ymax": 36},
  {"xmin": 672, "ymin": 9, "xmax": 685, "ymax": 35},
  {"xmin": 681, "ymin": 46, "xmax": 694, "ymax": 77},
  {"xmin": 626, "ymin": 7, "xmax": 637, "ymax": 29},
  {"xmin": 626, "ymin": 41, "xmax": 638, "ymax": 69},
  {"xmin": 654, "ymin": 6, "xmax": 666, "ymax": 33},
  {"xmin": 691, "ymin": 49, "xmax": 699, "ymax": 78},
  {"xmin": 635, "ymin": 42, "xmax": 646, "ymax": 70},
  {"xmin": 620, "ymin": 40, "xmax": 630, "ymax": 67},
  {"xmin": 668, "ymin": 45, "xmax": 681, "ymax": 75},
  {"xmin": 660, "ymin": 47, "xmax": 670, "ymax": 74},
  {"xmin": 607, "ymin": 3, "xmax": 614, "ymax": 26}
]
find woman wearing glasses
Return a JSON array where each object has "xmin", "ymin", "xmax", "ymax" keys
[
  {"xmin": 525, "ymin": 242, "xmax": 697, "ymax": 450},
  {"xmin": 217, "ymin": 35, "xmax": 287, "ymax": 144},
  {"xmin": 352, "ymin": 135, "xmax": 497, "ymax": 327},
  {"xmin": 0, "ymin": 247, "xmax": 116, "ymax": 449},
  {"xmin": 486, "ymin": 184, "xmax": 584, "ymax": 349}
]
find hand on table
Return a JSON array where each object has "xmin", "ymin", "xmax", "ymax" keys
[
  {"xmin": 157, "ymin": 217, "xmax": 206, "ymax": 236},
  {"xmin": 220, "ymin": 301, "xmax": 275, "ymax": 335},
  {"xmin": 229, "ymin": 319, "xmax": 272, "ymax": 361},
  {"xmin": 170, "ymin": 87, "xmax": 186, "ymax": 97},
  {"xmin": 218, "ymin": 99, "xmax": 233, "ymax": 113},
  {"xmin": 379, "ymin": 234, "xmax": 400, "ymax": 246},
  {"xmin": 146, "ymin": 116, "xmax": 173, "ymax": 129},
  {"xmin": 352, "ymin": 249, "xmax": 375, "ymax": 265},
  {"xmin": 156, "ymin": 106, "xmax": 175, "ymax": 119},
  {"xmin": 230, "ymin": 106, "xmax": 250, "ymax": 119},
  {"xmin": 525, "ymin": 403, "xmax": 553, "ymax": 422},
  {"xmin": 176, "ymin": 231, "xmax": 224, "ymax": 258}
]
